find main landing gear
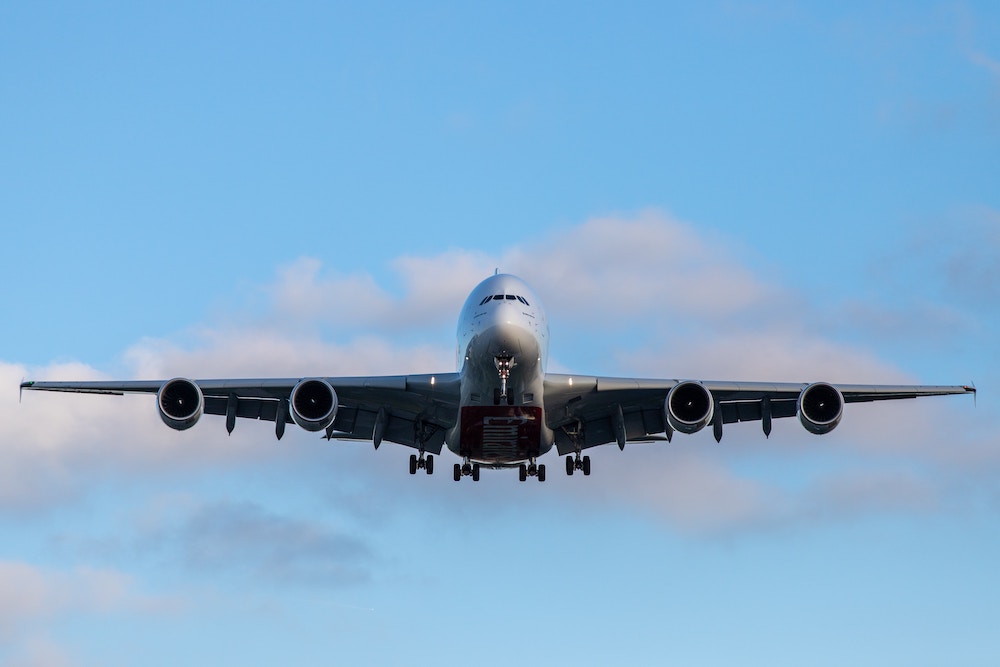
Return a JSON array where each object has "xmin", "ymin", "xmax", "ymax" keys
[
  {"xmin": 518, "ymin": 459, "xmax": 546, "ymax": 482},
  {"xmin": 408, "ymin": 452, "xmax": 433, "ymax": 475},
  {"xmin": 565, "ymin": 453, "xmax": 591, "ymax": 476},
  {"xmin": 453, "ymin": 458, "xmax": 481, "ymax": 482}
]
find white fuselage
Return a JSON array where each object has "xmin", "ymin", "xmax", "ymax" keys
[{"xmin": 446, "ymin": 274, "xmax": 554, "ymax": 465}]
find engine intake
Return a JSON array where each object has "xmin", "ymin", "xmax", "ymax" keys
[
  {"xmin": 665, "ymin": 381, "xmax": 715, "ymax": 435},
  {"xmin": 797, "ymin": 382, "xmax": 844, "ymax": 435},
  {"xmin": 157, "ymin": 378, "xmax": 204, "ymax": 431},
  {"xmin": 290, "ymin": 378, "xmax": 339, "ymax": 432}
]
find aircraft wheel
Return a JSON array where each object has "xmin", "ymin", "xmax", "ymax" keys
[
  {"xmin": 453, "ymin": 463, "xmax": 462, "ymax": 482},
  {"xmin": 538, "ymin": 464, "xmax": 546, "ymax": 482},
  {"xmin": 426, "ymin": 454, "xmax": 434, "ymax": 475},
  {"xmin": 519, "ymin": 464, "xmax": 527, "ymax": 482},
  {"xmin": 566, "ymin": 456, "xmax": 574, "ymax": 476},
  {"xmin": 472, "ymin": 464, "xmax": 480, "ymax": 482},
  {"xmin": 583, "ymin": 455, "xmax": 591, "ymax": 476},
  {"xmin": 409, "ymin": 454, "xmax": 417, "ymax": 475}
]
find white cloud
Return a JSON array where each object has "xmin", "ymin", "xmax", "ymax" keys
[
  {"xmin": 3, "ymin": 636, "xmax": 74, "ymax": 667},
  {"xmin": 266, "ymin": 249, "xmax": 498, "ymax": 334},
  {"xmin": 268, "ymin": 258, "xmax": 394, "ymax": 328},
  {"xmin": 594, "ymin": 448, "xmax": 778, "ymax": 533},
  {"xmin": 501, "ymin": 210, "xmax": 778, "ymax": 324},
  {"xmin": 0, "ymin": 560, "xmax": 179, "ymax": 667},
  {"xmin": 4, "ymin": 212, "xmax": 992, "ymax": 531},
  {"xmin": 4, "ymin": 361, "xmax": 290, "ymax": 509},
  {"xmin": 0, "ymin": 561, "xmax": 173, "ymax": 636},
  {"xmin": 122, "ymin": 329, "xmax": 454, "ymax": 379},
  {"xmin": 617, "ymin": 330, "xmax": 906, "ymax": 384}
]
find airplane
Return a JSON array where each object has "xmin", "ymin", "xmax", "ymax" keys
[{"xmin": 20, "ymin": 273, "xmax": 976, "ymax": 482}]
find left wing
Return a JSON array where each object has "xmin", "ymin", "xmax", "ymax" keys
[
  {"xmin": 542, "ymin": 374, "xmax": 975, "ymax": 454},
  {"xmin": 20, "ymin": 374, "xmax": 462, "ymax": 453}
]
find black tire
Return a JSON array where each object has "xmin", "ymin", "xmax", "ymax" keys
[
  {"xmin": 409, "ymin": 454, "xmax": 417, "ymax": 475},
  {"xmin": 538, "ymin": 464, "xmax": 546, "ymax": 482},
  {"xmin": 566, "ymin": 456, "xmax": 574, "ymax": 476},
  {"xmin": 519, "ymin": 464, "xmax": 527, "ymax": 482},
  {"xmin": 472, "ymin": 464, "xmax": 480, "ymax": 482},
  {"xmin": 493, "ymin": 388, "xmax": 501, "ymax": 405},
  {"xmin": 583, "ymin": 455, "xmax": 591, "ymax": 476},
  {"xmin": 453, "ymin": 463, "xmax": 461, "ymax": 481},
  {"xmin": 426, "ymin": 454, "xmax": 434, "ymax": 475}
]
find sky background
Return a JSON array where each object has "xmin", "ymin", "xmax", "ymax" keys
[{"xmin": 1, "ymin": 2, "xmax": 998, "ymax": 665}]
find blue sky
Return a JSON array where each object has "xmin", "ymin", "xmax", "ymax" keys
[{"xmin": 2, "ymin": 2, "xmax": 998, "ymax": 665}]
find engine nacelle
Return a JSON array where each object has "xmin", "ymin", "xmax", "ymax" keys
[
  {"xmin": 797, "ymin": 382, "xmax": 844, "ymax": 435},
  {"xmin": 290, "ymin": 378, "xmax": 339, "ymax": 432},
  {"xmin": 157, "ymin": 378, "xmax": 204, "ymax": 431},
  {"xmin": 665, "ymin": 381, "xmax": 715, "ymax": 435}
]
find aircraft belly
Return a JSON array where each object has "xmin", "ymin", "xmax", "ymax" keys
[{"xmin": 458, "ymin": 406, "xmax": 544, "ymax": 463}]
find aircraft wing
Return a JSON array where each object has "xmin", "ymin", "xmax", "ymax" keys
[
  {"xmin": 20, "ymin": 374, "xmax": 463, "ymax": 454},
  {"xmin": 542, "ymin": 374, "xmax": 976, "ymax": 455}
]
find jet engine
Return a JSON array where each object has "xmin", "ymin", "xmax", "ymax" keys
[
  {"xmin": 665, "ymin": 381, "xmax": 715, "ymax": 434},
  {"xmin": 290, "ymin": 378, "xmax": 339, "ymax": 432},
  {"xmin": 797, "ymin": 382, "xmax": 844, "ymax": 435},
  {"xmin": 157, "ymin": 378, "xmax": 204, "ymax": 431}
]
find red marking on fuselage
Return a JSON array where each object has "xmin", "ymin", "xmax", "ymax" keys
[{"xmin": 459, "ymin": 406, "xmax": 543, "ymax": 461}]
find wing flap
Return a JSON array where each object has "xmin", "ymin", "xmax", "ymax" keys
[
  {"xmin": 204, "ymin": 396, "xmax": 286, "ymax": 423},
  {"xmin": 720, "ymin": 399, "xmax": 797, "ymax": 425}
]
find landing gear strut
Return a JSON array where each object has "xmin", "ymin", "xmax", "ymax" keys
[
  {"xmin": 409, "ymin": 452, "xmax": 433, "ymax": 475},
  {"xmin": 494, "ymin": 353, "xmax": 515, "ymax": 405},
  {"xmin": 565, "ymin": 453, "xmax": 591, "ymax": 476},
  {"xmin": 518, "ymin": 459, "xmax": 546, "ymax": 482}
]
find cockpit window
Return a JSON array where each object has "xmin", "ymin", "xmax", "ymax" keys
[{"xmin": 482, "ymin": 293, "xmax": 530, "ymax": 306}]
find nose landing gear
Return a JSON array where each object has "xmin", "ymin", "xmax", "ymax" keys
[{"xmin": 493, "ymin": 353, "xmax": 516, "ymax": 405}]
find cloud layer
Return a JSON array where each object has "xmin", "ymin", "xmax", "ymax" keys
[
  {"xmin": 6, "ymin": 212, "xmax": 991, "ymax": 525},
  {"xmin": 3, "ymin": 210, "xmax": 993, "ymax": 662}
]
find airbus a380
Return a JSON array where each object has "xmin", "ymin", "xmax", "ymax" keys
[{"xmin": 21, "ymin": 273, "xmax": 976, "ymax": 482}]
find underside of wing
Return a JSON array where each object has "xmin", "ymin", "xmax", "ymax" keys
[
  {"xmin": 542, "ymin": 374, "xmax": 975, "ymax": 455},
  {"xmin": 21, "ymin": 374, "xmax": 462, "ymax": 453}
]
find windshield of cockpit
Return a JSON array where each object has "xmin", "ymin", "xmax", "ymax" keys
[{"xmin": 478, "ymin": 294, "xmax": 530, "ymax": 306}]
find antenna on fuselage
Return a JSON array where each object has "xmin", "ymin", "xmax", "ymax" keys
[{"xmin": 494, "ymin": 268, "xmax": 499, "ymax": 275}]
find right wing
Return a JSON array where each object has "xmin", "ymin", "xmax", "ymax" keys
[
  {"xmin": 542, "ymin": 374, "xmax": 975, "ymax": 454},
  {"xmin": 20, "ymin": 374, "xmax": 463, "ymax": 453}
]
